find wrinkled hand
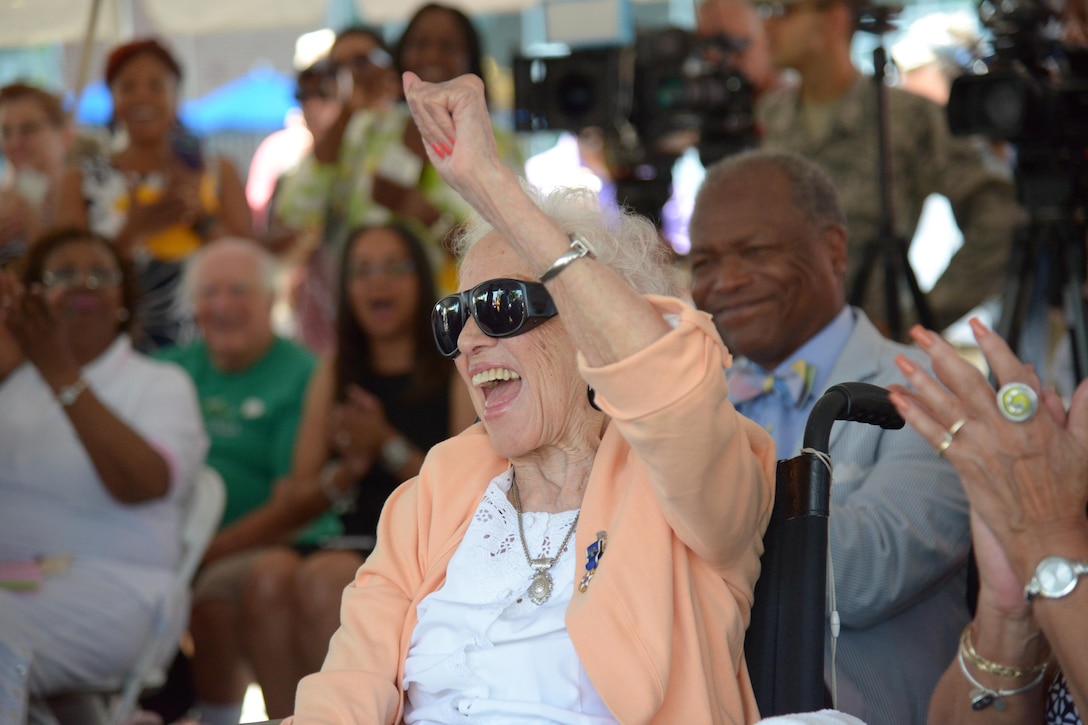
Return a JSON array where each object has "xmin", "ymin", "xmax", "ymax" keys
[
  {"xmin": 402, "ymin": 72, "xmax": 502, "ymax": 206},
  {"xmin": 889, "ymin": 319, "xmax": 1088, "ymax": 579},
  {"xmin": 0, "ymin": 269, "xmax": 78, "ymax": 383}
]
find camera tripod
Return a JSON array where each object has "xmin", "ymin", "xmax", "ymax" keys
[
  {"xmin": 995, "ymin": 168, "xmax": 1088, "ymax": 384},
  {"xmin": 847, "ymin": 7, "xmax": 935, "ymax": 342}
]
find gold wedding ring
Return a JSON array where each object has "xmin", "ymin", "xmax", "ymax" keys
[
  {"xmin": 936, "ymin": 431, "xmax": 954, "ymax": 457},
  {"xmin": 948, "ymin": 418, "xmax": 968, "ymax": 438},
  {"xmin": 997, "ymin": 382, "xmax": 1039, "ymax": 423}
]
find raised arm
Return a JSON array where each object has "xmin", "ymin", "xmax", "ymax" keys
[{"xmin": 402, "ymin": 73, "xmax": 670, "ymax": 367}]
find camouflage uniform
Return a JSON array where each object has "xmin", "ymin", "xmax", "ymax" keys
[{"xmin": 758, "ymin": 74, "xmax": 1024, "ymax": 333}]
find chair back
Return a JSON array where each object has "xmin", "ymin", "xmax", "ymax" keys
[{"xmin": 106, "ymin": 466, "xmax": 225, "ymax": 723}]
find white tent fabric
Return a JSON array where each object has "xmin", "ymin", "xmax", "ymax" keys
[
  {"xmin": 142, "ymin": 0, "xmax": 324, "ymax": 37},
  {"xmin": 0, "ymin": 0, "xmax": 532, "ymax": 49},
  {"xmin": 0, "ymin": 0, "xmax": 666, "ymax": 49},
  {"xmin": 354, "ymin": 0, "xmax": 540, "ymax": 24},
  {"xmin": 0, "ymin": 0, "xmax": 127, "ymax": 48}
]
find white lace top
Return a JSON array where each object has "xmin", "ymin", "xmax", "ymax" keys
[{"xmin": 402, "ymin": 469, "xmax": 617, "ymax": 724}]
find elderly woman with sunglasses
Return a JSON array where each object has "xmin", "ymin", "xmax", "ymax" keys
[
  {"xmin": 283, "ymin": 73, "xmax": 776, "ymax": 725},
  {"xmin": 0, "ymin": 228, "xmax": 207, "ymax": 721},
  {"xmin": 889, "ymin": 320, "xmax": 1088, "ymax": 724}
]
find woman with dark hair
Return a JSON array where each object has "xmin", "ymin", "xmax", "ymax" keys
[
  {"xmin": 275, "ymin": 5, "xmax": 522, "ymax": 354},
  {"xmin": 280, "ymin": 25, "xmax": 400, "ymax": 355},
  {"xmin": 0, "ymin": 228, "xmax": 207, "ymax": 722},
  {"xmin": 196, "ymin": 223, "xmax": 472, "ymax": 720},
  {"xmin": 0, "ymin": 83, "xmax": 73, "ymax": 262},
  {"xmin": 394, "ymin": 3, "xmax": 486, "ymax": 92},
  {"xmin": 55, "ymin": 37, "xmax": 251, "ymax": 351}
]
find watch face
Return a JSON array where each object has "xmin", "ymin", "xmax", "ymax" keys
[{"xmin": 1038, "ymin": 557, "xmax": 1076, "ymax": 597}]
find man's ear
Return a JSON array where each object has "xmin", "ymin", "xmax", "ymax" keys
[{"xmin": 823, "ymin": 223, "xmax": 849, "ymax": 278}]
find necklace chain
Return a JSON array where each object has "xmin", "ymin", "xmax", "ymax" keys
[{"xmin": 510, "ymin": 473, "xmax": 580, "ymax": 603}]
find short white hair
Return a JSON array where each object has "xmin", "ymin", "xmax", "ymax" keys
[
  {"xmin": 451, "ymin": 184, "xmax": 683, "ymax": 297},
  {"xmin": 181, "ymin": 237, "xmax": 278, "ymax": 310}
]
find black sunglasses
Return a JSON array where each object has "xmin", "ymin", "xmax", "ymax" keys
[{"xmin": 432, "ymin": 278, "xmax": 559, "ymax": 358}]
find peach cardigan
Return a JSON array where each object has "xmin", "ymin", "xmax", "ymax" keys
[{"xmin": 286, "ymin": 296, "xmax": 776, "ymax": 724}]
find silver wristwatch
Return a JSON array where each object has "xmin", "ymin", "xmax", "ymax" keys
[
  {"xmin": 56, "ymin": 378, "xmax": 88, "ymax": 407},
  {"xmin": 380, "ymin": 435, "xmax": 413, "ymax": 472},
  {"xmin": 1024, "ymin": 555, "xmax": 1088, "ymax": 602}
]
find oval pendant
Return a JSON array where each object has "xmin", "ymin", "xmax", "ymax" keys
[{"xmin": 529, "ymin": 570, "xmax": 554, "ymax": 605}]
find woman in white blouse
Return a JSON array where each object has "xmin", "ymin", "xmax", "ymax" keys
[{"xmin": 0, "ymin": 227, "xmax": 207, "ymax": 722}]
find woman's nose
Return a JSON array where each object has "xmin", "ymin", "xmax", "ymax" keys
[{"xmin": 457, "ymin": 313, "xmax": 495, "ymax": 356}]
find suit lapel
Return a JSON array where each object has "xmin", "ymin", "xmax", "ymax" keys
[{"xmin": 823, "ymin": 311, "xmax": 885, "ymax": 450}]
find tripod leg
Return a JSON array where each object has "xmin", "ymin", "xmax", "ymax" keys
[
  {"xmin": 995, "ymin": 224, "xmax": 1036, "ymax": 357},
  {"xmin": 884, "ymin": 248, "xmax": 904, "ymax": 341},
  {"xmin": 1061, "ymin": 229, "xmax": 1088, "ymax": 383},
  {"xmin": 897, "ymin": 236, "xmax": 934, "ymax": 332}
]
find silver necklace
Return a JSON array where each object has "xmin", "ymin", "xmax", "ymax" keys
[{"xmin": 510, "ymin": 474, "xmax": 580, "ymax": 605}]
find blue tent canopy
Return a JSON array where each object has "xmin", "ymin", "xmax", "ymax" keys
[
  {"xmin": 71, "ymin": 67, "xmax": 297, "ymax": 135},
  {"xmin": 71, "ymin": 80, "xmax": 113, "ymax": 126},
  {"xmin": 181, "ymin": 67, "xmax": 297, "ymax": 135}
]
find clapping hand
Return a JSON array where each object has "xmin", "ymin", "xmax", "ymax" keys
[
  {"xmin": 328, "ymin": 385, "xmax": 394, "ymax": 475},
  {"xmin": 889, "ymin": 319, "xmax": 1088, "ymax": 583},
  {"xmin": 0, "ymin": 268, "xmax": 77, "ymax": 383},
  {"xmin": 118, "ymin": 166, "xmax": 204, "ymax": 253}
]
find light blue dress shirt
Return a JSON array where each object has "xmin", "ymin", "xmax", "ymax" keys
[{"xmin": 728, "ymin": 306, "xmax": 856, "ymax": 458}]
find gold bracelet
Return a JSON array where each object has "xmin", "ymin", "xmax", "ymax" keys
[{"xmin": 960, "ymin": 622, "xmax": 1048, "ymax": 678}]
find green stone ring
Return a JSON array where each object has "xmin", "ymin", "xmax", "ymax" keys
[{"xmin": 997, "ymin": 382, "xmax": 1038, "ymax": 423}]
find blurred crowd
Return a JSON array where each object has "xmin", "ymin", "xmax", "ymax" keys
[{"xmin": 1, "ymin": 0, "xmax": 1086, "ymax": 724}]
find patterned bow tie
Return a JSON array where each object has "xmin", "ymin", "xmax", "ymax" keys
[{"xmin": 729, "ymin": 359, "xmax": 817, "ymax": 408}]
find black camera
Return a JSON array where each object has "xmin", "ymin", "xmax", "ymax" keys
[
  {"xmin": 513, "ymin": 28, "xmax": 757, "ymax": 222},
  {"xmin": 947, "ymin": 0, "xmax": 1088, "ymax": 150},
  {"xmin": 947, "ymin": 0, "xmax": 1088, "ymax": 229}
]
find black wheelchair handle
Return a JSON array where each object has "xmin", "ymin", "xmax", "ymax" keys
[{"xmin": 801, "ymin": 382, "xmax": 904, "ymax": 454}]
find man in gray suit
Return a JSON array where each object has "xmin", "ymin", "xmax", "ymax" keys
[{"xmin": 689, "ymin": 149, "xmax": 971, "ymax": 724}]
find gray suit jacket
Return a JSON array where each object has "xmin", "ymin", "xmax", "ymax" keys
[{"xmin": 819, "ymin": 309, "xmax": 971, "ymax": 724}]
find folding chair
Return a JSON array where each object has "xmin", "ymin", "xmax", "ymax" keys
[
  {"xmin": 743, "ymin": 382, "xmax": 904, "ymax": 717},
  {"xmin": 44, "ymin": 466, "xmax": 226, "ymax": 725}
]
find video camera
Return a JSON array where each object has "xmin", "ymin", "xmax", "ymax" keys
[
  {"xmin": 513, "ymin": 28, "xmax": 758, "ymax": 222},
  {"xmin": 947, "ymin": 0, "xmax": 1088, "ymax": 380},
  {"xmin": 947, "ymin": 0, "xmax": 1088, "ymax": 218}
]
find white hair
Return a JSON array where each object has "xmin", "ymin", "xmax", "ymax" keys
[
  {"xmin": 451, "ymin": 184, "xmax": 683, "ymax": 297},
  {"xmin": 180, "ymin": 237, "xmax": 278, "ymax": 310}
]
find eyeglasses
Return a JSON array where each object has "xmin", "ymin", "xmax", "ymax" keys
[
  {"xmin": 349, "ymin": 260, "xmax": 416, "ymax": 280},
  {"xmin": 756, "ymin": 0, "xmax": 833, "ymax": 19},
  {"xmin": 432, "ymin": 278, "xmax": 559, "ymax": 359},
  {"xmin": 294, "ymin": 87, "xmax": 330, "ymax": 103},
  {"xmin": 41, "ymin": 268, "xmax": 122, "ymax": 291},
  {"xmin": 329, "ymin": 48, "xmax": 394, "ymax": 74}
]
